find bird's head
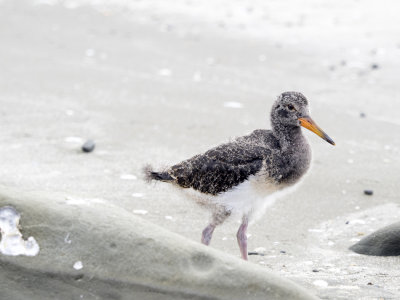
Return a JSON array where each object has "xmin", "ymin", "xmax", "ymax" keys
[{"xmin": 271, "ymin": 92, "xmax": 335, "ymax": 145}]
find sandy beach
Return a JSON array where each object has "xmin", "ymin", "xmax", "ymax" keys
[{"xmin": 0, "ymin": 0, "xmax": 400, "ymax": 298}]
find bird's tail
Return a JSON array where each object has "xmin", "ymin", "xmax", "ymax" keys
[{"xmin": 142, "ymin": 164, "xmax": 174, "ymax": 183}]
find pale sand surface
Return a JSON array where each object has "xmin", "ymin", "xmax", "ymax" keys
[{"xmin": 0, "ymin": 0, "xmax": 400, "ymax": 298}]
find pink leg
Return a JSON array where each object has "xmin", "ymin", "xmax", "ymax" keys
[
  {"xmin": 201, "ymin": 207, "xmax": 231, "ymax": 246},
  {"xmin": 201, "ymin": 224, "xmax": 216, "ymax": 246},
  {"xmin": 237, "ymin": 216, "xmax": 249, "ymax": 260}
]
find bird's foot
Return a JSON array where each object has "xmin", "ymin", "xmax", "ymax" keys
[
  {"xmin": 237, "ymin": 216, "xmax": 249, "ymax": 260},
  {"xmin": 201, "ymin": 224, "xmax": 216, "ymax": 246}
]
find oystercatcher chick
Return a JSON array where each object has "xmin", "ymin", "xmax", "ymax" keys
[{"xmin": 144, "ymin": 92, "xmax": 335, "ymax": 260}]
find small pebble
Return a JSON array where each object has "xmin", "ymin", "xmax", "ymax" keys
[
  {"xmin": 82, "ymin": 140, "xmax": 95, "ymax": 153},
  {"xmin": 360, "ymin": 112, "xmax": 366, "ymax": 118},
  {"xmin": 345, "ymin": 221, "xmax": 349, "ymax": 225},
  {"xmin": 312, "ymin": 269, "xmax": 319, "ymax": 272},
  {"xmin": 280, "ymin": 250, "xmax": 286, "ymax": 254},
  {"xmin": 364, "ymin": 190, "xmax": 373, "ymax": 196},
  {"xmin": 367, "ymin": 282, "xmax": 373, "ymax": 285},
  {"xmin": 248, "ymin": 252, "xmax": 262, "ymax": 256},
  {"xmin": 371, "ymin": 63, "xmax": 379, "ymax": 70},
  {"xmin": 73, "ymin": 261, "xmax": 83, "ymax": 270}
]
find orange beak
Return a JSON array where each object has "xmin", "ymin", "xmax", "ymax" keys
[{"xmin": 299, "ymin": 117, "xmax": 335, "ymax": 145}]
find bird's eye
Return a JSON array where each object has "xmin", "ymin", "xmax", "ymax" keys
[{"xmin": 288, "ymin": 104, "xmax": 295, "ymax": 111}]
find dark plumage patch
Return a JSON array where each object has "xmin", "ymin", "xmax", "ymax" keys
[
  {"xmin": 277, "ymin": 109, "xmax": 289, "ymax": 118},
  {"xmin": 167, "ymin": 130, "xmax": 277, "ymax": 195}
]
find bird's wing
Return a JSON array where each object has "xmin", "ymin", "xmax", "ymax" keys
[{"xmin": 168, "ymin": 130, "xmax": 275, "ymax": 195}]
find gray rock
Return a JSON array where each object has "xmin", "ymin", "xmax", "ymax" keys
[
  {"xmin": 82, "ymin": 140, "xmax": 95, "ymax": 153},
  {"xmin": 0, "ymin": 186, "xmax": 317, "ymax": 300},
  {"xmin": 371, "ymin": 63, "xmax": 379, "ymax": 70},
  {"xmin": 350, "ymin": 222, "xmax": 400, "ymax": 256}
]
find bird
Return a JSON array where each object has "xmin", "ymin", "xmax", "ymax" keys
[{"xmin": 144, "ymin": 92, "xmax": 335, "ymax": 260}]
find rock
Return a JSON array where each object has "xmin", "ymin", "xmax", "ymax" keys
[
  {"xmin": 364, "ymin": 190, "xmax": 373, "ymax": 196},
  {"xmin": 81, "ymin": 140, "xmax": 95, "ymax": 153},
  {"xmin": 248, "ymin": 252, "xmax": 261, "ymax": 256},
  {"xmin": 349, "ymin": 222, "xmax": 400, "ymax": 256},
  {"xmin": 0, "ymin": 186, "xmax": 317, "ymax": 300},
  {"xmin": 360, "ymin": 112, "xmax": 366, "ymax": 118},
  {"xmin": 371, "ymin": 63, "xmax": 379, "ymax": 70}
]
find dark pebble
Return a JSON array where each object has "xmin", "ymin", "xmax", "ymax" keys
[
  {"xmin": 280, "ymin": 250, "xmax": 286, "ymax": 254},
  {"xmin": 360, "ymin": 112, "xmax": 366, "ymax": 118},
  {"xmin": 371, "ymin": 63, "xmax": 379, "ymax": 70},
  {"xmin": 345, "ymin": 221, "xmax": 349, "ymax": 225},
  {"xmin": 82, "ymin": 140, "xmax": 95, "ymax": 153},
  {"xmin": 364, "ymin": 190, "xmax": 373, "ymax": 196},
  {"xmin": 248, "ymin": 252, "xmax": 264, "ymax": 256},
  {"xmin": 312, "ymin": 269, "xmax": 319, "ymax": 273},
  {"xmin": 367, "ymin": 282, "xmax": 373, "ymax": 285}
]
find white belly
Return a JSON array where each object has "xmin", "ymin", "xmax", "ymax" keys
[{"xmin": 178, "ymin": 175, "xmax": 301, "ymax": 222}]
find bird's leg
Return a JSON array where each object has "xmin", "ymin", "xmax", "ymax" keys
[
  {"xmin": 237, "ymin": 215, "xmax": 249, "ymax": 260},
  {"xmin": 201, "ymin": 206, "xmax": 231, "ymax": 246},
  {"xmin": 201, "ymin": 224, "xmax": 216, "ymax": 245}
]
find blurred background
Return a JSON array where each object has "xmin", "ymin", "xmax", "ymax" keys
[{"xmin": 0, "ymin": 0, "xmax": 399, "ymax": 298}]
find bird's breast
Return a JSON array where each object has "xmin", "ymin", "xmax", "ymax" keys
[{"xmin": 267, "ymin": 144, "xmax": 311, "ymax": 186}]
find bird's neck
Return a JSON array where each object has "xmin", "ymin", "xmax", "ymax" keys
[{"xmin": 273, "ymin": 125, "xmax": 306, "ymax": 150}]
